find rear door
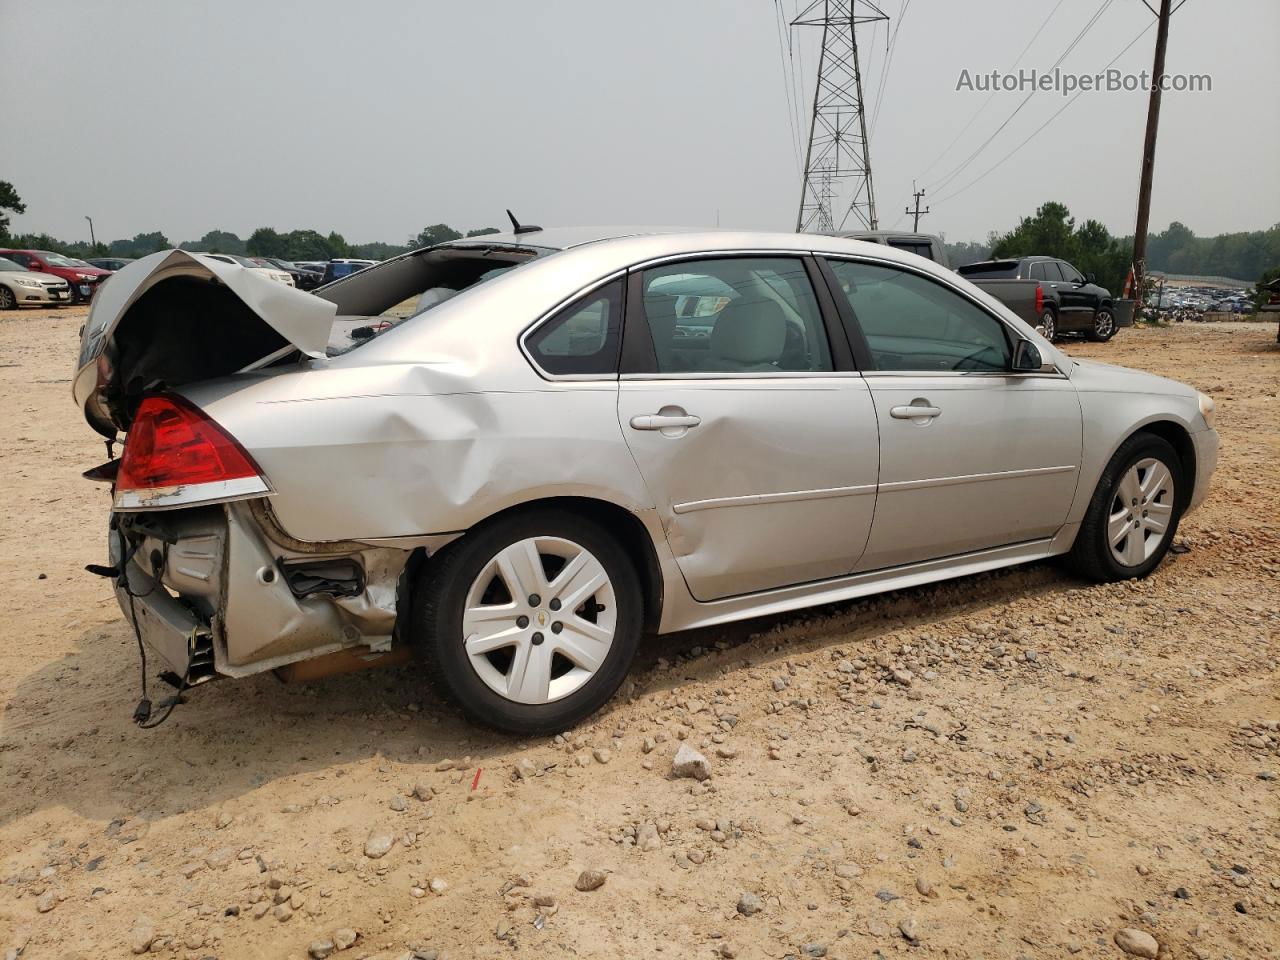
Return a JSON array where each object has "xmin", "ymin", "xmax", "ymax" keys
[
  {"xmin": 617, "ymin": 254, "xmax": 879, "ymax": 601},
  {"xmin": 820, "ymin": 256, "xmax": 1082, "ymax": 570}
]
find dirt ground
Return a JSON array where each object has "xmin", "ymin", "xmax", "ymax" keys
[{"xmin": 1, "ymin": 307, "xmax": 1276, "ymax": 960}]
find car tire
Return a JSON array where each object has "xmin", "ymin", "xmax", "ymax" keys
[
  {"xmin": 0, "ymin": 285, "xmax": 15, "ymax": 310},
  {"xmin": 1037, "ymin": 308, "xmax": 1057, "ymax": 342},
  {"xmin": 1065, "ymin": 433, "xmax": 1184, "ymax": 583},
  {"xmin": 1088, "ymin": 307, "xmax": 1116, "ymax": 342},
  {"xmin": 409, "ymin": 508, "xmax": 643, "ymax": 735}
]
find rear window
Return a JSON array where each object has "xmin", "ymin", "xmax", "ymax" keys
[
  {"xmin": 325, "ymin": 245, "xmax": 549, "ymax": 356},
  {"xmin": 957, "ymin": 261, "xmax": 1019, "ymax": 279},
  {"xmin": 886, "ymin": 239, "xmax": 936, "ymax": 261}
]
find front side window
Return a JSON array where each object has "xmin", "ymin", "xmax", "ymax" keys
[
  {"xmin": 525, "ymin": 279, "xmax": 622, "ymax": 376},
  {"xmin": 826, "ymin": 259, "xmax": 1011, "ymax": 373},
  {"xmin": 637, "ymin": 257, "xmax": 832, "ymax": 374},
  {"xmin": 1059, "ymin": 262, "xmax": 1084, "ymax": 284}
]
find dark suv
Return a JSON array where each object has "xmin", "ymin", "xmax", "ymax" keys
[{"xmin": 958, "ymin": 256, "xmax": 1115, "ymax": 342}]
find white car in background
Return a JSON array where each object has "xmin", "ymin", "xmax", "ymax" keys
[{"xmin": 201, "ymin": 253, "xmax": 295, "ymax": 287}]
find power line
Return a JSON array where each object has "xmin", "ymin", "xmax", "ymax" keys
[
  {"xmin": 932, "ymin": 18, "xmax": 1157, "ymax": 206},
  {"xmin": 915, "ymin": 0, "xmax": 1068, "ymax": 182},
  {"xmin": 869, "ymin": 0, "xmax": 911, "ymax": 138},
  {"xmin": 926, "ymin": 0, "xmax": 1117, "ymax": 195},
  {"xmin": 773, "ymin": 0, "xmax": 805, "ymax": 172}
]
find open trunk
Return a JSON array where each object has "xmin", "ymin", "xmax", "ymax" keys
[{"xmin": 72, "ymin": 249, "xmax": 337, "ymax": 437}]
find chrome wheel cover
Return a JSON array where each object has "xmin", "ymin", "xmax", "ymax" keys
[
  {"xmin": 1108, "ymin": 457, "xmax": 1175, "ymax": 567},
  {"xmin": 462, "ymin": 536, "xmax": 616, "ymax": 705},
  {"xmin": 1038, "ymin": 311, "xmax": 1056, "ymax": 341}
]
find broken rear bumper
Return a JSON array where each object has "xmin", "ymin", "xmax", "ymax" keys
[{"xmin": 108, "ymin": 501, "xmax": 417, "ymax": 681}]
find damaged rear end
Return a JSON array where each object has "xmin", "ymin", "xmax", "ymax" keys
[{"xmin": 75, "ymin": 251, "xmax": 415, "ymax": 699}]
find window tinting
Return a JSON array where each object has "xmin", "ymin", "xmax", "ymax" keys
[
  {"xmin": 827, "ymin": 260, "xmax": 1011, "ymax": 373},
  {"xmin": 886, "ymin": 239, "xmax": 935, "ymax": 261},
  {"xmin": 1059, "ymin": 262, "xmax": 1084, "ymax": 284},
  {"xmin": 1028, "ymin": 262, "xmax": 1047, "ymax": 280},
  {"xmin": 638, "ymin": 257, "xmax": 831, "ymax": 374},
  {"xmin": 525, "ymin": 280, "xmax": 622, "ymax": 376}
]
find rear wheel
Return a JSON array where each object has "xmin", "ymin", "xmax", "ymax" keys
[
  {"xmin": 1066, "ymin": 433, "xmax": 1183, "ymax": 582},
  {"xmin": 1089, "ymin": 307, "xmax": 1116, "ymax": 342},
  {"xmin": 0, "ymin": 286, "xmax": 15, "ymax": 310},
  {"xmin": 410, "ymin": 509, "xmax": 643, "ymax": 735},
  {"xmin": 1037, "ymin": 308, "xmax": 1057, "ymax": 342}
]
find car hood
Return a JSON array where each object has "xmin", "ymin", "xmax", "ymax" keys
[
  {"xmin": 2, "ymin": 269, "xmax": 66, "ymax": 284},
  {"xmin": 1069, "ymin": 357, "xmax": 1198, "ymax": 398},
  {"xmin": 72, "ymin": 249, "xmax": 336, "ymax": 437}
]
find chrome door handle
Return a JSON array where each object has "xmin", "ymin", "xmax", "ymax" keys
[
  {"xmin": 630, "ymin": 413, "xmax": 701, "ymax": 430},
  {"xmin": 890, "ymin": 405, "xmax": 941, "ymax": 420}
]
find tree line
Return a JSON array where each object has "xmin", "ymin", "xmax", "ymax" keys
[{"xmin": 1, "ymin": 180, "xmax": 1274, "ymax": 290}]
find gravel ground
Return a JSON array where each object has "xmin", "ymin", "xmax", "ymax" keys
[{"xmin": 1, "ymin": 309, "xmax": 1276, "ymax": 960}]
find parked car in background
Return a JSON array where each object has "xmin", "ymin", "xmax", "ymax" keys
[
  {"xmin": 87, "ymin": 257, "xmax": 136, "ymax": 271},
  {"xmin": 834, "ymin": 231, "xmax": 950, "ymax": 268},
  {"xmin": 957, "ymin": 256, "xmax": 1116, "ymax": 342},
  {"xmin": 74, "ymin": 231, "xmax": 1217, "ymax": 734},
  {"xmin": 0, "ymin": 249, "xmax": 112, "ymax": 303},
  {"xmin": 320, "ymin": 258, "xmax": 376, "ymax": 285},
  {"xmin": 252, "ymin": 257, "xmax": 323, "ymax": 290},
  {"xmin": 200, "ymin": 253, "xmax": 295, "ymax": 286},
  {"xmin": 0, "ymin": 256, "xmax": 72, "ymax": 308}
]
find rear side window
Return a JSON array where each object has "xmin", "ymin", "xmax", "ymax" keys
[
  {"xmin": 1028, "ymin": 262, "xmax": 1046, "ymax": 280},
  {"xmin": 636, "ymin": 257, "xmax": 832, "ymax": 374},
  {"xmin": 525, "ymin": 280, "xmax": 623, "ymax": 376}
]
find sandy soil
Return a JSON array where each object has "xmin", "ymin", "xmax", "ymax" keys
[{"xmin": 1, "ymin": 308, "xmax": 1276, "ymax": 960}]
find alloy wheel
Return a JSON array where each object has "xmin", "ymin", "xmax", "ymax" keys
[
  {"xmin": 0, "ymin": 286, "xmax": 14, "ymax": 310},
  {"xmin": 1108, "ymin": 457, "xmax": 1175, "ymax": 567},
  {"xmin": 1038, "ymin": 310, "xmax": 1056, "ymax": 341},
  {"xmin": 462, "ymin": 536, "xmax": 617, "ymax": 705},
  {"xmin": 1095, "ymin": 310, "xmax": 1115, "ymax": 339}
]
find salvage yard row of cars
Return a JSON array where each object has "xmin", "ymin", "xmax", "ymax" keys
[
  {"xmin": 0, "ymin": 250, "xmax": 380, "ymax": 308},
  {"xmin": 73, "ymin": 226, "xmax": 1218, "ymax": 734}
]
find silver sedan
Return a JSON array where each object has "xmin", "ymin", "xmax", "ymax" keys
[{"xmin": 73, "ymin": 229, "xmax": 1218, "ymax": 733}]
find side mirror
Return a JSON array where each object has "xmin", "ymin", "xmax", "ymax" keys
[
  {"xmin": 1084, "ymin": 272, "xmax": 1096, "ymax": 284},
  {"xmin": 1011, "ymin": 339, "xmax": 1043, "ymax": 372}
]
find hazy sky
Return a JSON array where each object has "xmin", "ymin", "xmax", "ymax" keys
[{"xmin": 3, "ymin": 0, "xmax": 1276, "ymax": 246}]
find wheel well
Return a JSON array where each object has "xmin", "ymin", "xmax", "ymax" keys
[
  {"xmin": 1133, "ymin": 421, "xmax": 1196, "ymax": 507},
  {"xmin": 402, "ymin": 497, "xmax": 664, "ymax": 635},
  {"xmin": 1099, "ymin": 299, "xmax": 1114, "ymax": 311}
]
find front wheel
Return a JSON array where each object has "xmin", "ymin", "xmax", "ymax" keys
[
  {"xmin": 1066, "ymin": 433, "xmax": 1183, "ymax": 582},
  {"xmin": 0, "ymin": 286, "xmax": 15, "ymax": 310},
  {"xmin": 410, "ymin": 509, "xmax": 643, "ymax": 735},
  {"xmin": 1089, "ymin": 307, "xmax": 1116, "ymax": 342}
]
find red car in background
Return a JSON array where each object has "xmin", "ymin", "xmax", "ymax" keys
[{"xmin": 0, "ymin": 249, "xmax": 112, "ymax": 303}]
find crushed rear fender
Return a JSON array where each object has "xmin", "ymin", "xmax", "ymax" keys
[{"xmin": 72, "ymin": 249, "xmax": 337, "ymax": 436}]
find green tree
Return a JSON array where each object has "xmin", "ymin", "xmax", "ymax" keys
[
  {"xmin": 0, "ymin": 181, "xmax": 26, "ymax": 240},
  {"xmin": 992, "ymin": 202, "xmax": 1131, "ymax": 294},
  {"xmin": 409, "ymin": 223, "xmax": 462, "ymax": 248},
  {"xmin": 466, "ymin": 227, "xmax": 500, "ymax": 238},
  {"xmin": 246, "ymin": 227, "xmax": 287, "ymax": 258},
  {"xmin": 181, "ymin": 230, "xmax": 245, "ymax": 255}
]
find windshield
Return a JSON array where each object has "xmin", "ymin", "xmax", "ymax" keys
[
  {"xmin": 0, "ymin": 258, "xmax": 24, "ymax": 272},
  {"xmin": 324, "ymin": 245, "xmax": 549, "ymax": 356},
  {"xmin": 36, "ymin": 251, "xmax": 80, "ymax": 267}
]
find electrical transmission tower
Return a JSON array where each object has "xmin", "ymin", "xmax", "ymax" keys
[{"xmin": 792, "ymin": 0, "xmax": 888, "ymax": 233}]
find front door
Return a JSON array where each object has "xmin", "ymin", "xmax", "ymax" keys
[
  {"xmin": 821, "ymin": 256, "xmax": 1083, "ymax": 570},
  {"xmin": 618, "ymin": 255, "xmax": 879, "ymax": 601}
]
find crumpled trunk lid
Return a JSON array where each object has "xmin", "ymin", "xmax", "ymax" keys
[{"xmin": 73, "ymin": 249, "xmax": 337, "ymax": 436}]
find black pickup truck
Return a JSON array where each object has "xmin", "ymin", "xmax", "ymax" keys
[{"xmin": 957, "ymin": 256, "xmax": 1116, "ymax": 342}]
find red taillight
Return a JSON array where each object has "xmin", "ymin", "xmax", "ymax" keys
[
  {"xmin": 1034, "ymin": 283, "xmax": 1044, "ymax": 314},
  {"xmin": 117, "ymin": 394, "xmax": 262, "ymax": 491}
]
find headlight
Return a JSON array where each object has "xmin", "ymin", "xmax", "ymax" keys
[
  {"xmin": 1197, "ymin": 392, "xmax": 1217, "ymax": 429},
  {"xmin": 14, "ymin": 277, "xmax": 41, "ymax": 288},
  {"xmin": 77, "ymin": 273, "xmax": 96, "ymax": 281}
]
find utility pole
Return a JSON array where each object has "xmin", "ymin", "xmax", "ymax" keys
[
  {"xmin": 905, "ymin": 183, "xmax": 929, "ymax": 232},
  {"xmin": 1131, "ymin": 0, "xmax": 1173, "ymax": 317},
  {"xmin": 793, "ymin": 0, "xmax": 888, "ymax": 233},
  {"xmin": 84, "ymin": 215, "xmax": 96, "ymax": 247}
]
